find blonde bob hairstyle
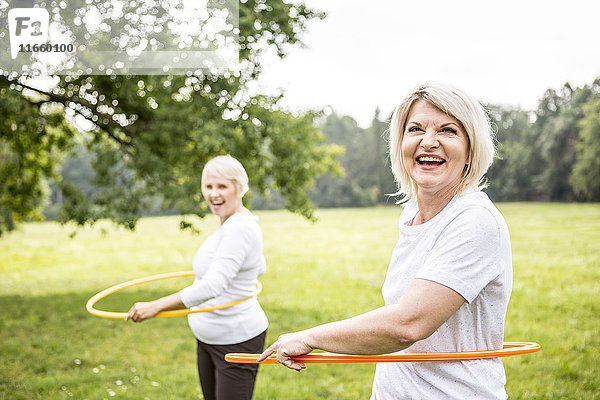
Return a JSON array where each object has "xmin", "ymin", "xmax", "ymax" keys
[
  {"xmin": 201, "ymin": 155, "xmax": 249, "ymax": 198},
  {"xmin": 389, "ymin": 82, "xmax": 495, "ymax": 204}
]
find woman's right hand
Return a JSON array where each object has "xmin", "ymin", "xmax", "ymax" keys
[
  {"xmin": 126, "ymin": 301, "xmax": 160, "ymax": 322},
  {"xmin": 257, "ymin": 331, "xmax": 313, "ymax": 371},
  {"xmin": 125, "ymin": 293, "xmax": 185, "ymax": 323}
]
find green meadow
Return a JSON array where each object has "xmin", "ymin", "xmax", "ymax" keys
[{"xmin": 1, "ymin": 203, "xmax": 599, "ymax": 399}]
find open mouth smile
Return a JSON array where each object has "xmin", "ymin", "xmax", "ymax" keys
[{"xmin": 416, "ymin": 155, "xmax": 446, "ymax": 166}]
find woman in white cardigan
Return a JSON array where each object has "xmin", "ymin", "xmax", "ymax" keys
[{"xmin": 127, "ymin": 155, "xmax": 268, "ymax": 400}]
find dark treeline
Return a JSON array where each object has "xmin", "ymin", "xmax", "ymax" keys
[
  {"xmin": 487, "ymin": 79, "xmax": 600, "ymax": 202},
  {"xmin": 48, "ymin": 78, "xmax": 600, "ymax": 219}
]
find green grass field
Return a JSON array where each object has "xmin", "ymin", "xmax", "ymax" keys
[{"xmin": 1, "ymin": 203, "xmax": 599, "ymax": 399}]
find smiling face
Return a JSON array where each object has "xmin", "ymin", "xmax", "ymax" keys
[
  {"xmin": 401, "ymin": 99, "xmax": 470, "ymax": 199},
  {"xmin": 202, "ymin": 175, "xmax": 242, "ymax": 224}
]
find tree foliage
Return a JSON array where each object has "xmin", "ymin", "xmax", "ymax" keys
[
  {"xmin": 0, "ymin": 1, "xmax": 342, "ymax": 234},
  {"xmin": 484, "ymin": 79, "xmax": 600, "ymax": 202},
  {"xmin": 533, "ymin": 83, "xmax": 596, "ymax": 200},
  {"xmin": 0, "ymin": 81, "xmax": 78, "ymax": 234},
  {"xmin": 485, "ymin": 105, "xmax": 541, "ymax": 200},
  {"xmin": 570, "ymin": 98, "xmax": 600, "ymax": 200},
  {"xmin": 311, "ymin": 110, "xmax": 395, "ymax": 208}
]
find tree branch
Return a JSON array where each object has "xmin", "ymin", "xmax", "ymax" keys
[{"xmin": 12, "ymin": 80, "xmax": 136, "ymax": 151}]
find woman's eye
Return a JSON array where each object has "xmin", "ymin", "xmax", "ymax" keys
[
  {"xmin": 442, "ymin": 127, "xmax": 458, "ymax": 134},
  {"xmin": 407, "ymin": 126, "xmax": 422, "ymax": 133}
]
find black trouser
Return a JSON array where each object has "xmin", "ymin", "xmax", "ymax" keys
[{"xmin": 196, "ymin": 330, "xmax": 267, "ymax": 400}]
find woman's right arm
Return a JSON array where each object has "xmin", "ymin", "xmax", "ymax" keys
[
  {"xmin": 126, "ymin": 292, "xmax": 185, "ymax": 322},
  {"xmin": 258, "ymin": 278, "xmax": 465, "ymax": 370}
]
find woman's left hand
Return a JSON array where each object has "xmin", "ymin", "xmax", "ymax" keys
[
  {"xmin": 126, "ymin": 301, "xmax": 160, "ymax": 322},
  {"xmin": 257, "ymin": 331, "xmax": 313, "ymax": 371}
]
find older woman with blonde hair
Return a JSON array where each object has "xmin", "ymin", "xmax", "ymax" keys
[
  {"xmin": 127, "ymin": 155, "xmax": 268, "ymax": 400},
  {"xmin": 259, "ymin": 83, "xmax": 512, "ymax": 399}
]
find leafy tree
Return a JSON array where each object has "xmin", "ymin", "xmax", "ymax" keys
[
  {"xmin": 486, "ymin": 105, "xmax": 540, "ymax": 201},
  {"xmin": 0, "ymin": 1, "xmax": 341, "ymax": 234},
  {"xmin": 0, "ymin": 82, "xmax": 77, "ymax": 234},
  {"xmin": 534, "ymin": 85, "xmax": 576, "ymax": 200},
  {"xmin": 365, "ymin": 108, "xmax": 396, "ymax": 203},
  {"xmin": 312, "ymin": 113, "xmax": 376, "ymax": 207},
  {"xmin": 532, "ymin": 81, "xmax": 600, "ymax": 200},
  {"xmin": 570, "ymin": 98, "xmax": 600, "ymax": 201},
  {"xmin": 310, "ymin": 109, "xmax": 396, "ymax": 208},
  {"xmin": 485, "ymin": 78, "xmax": 600, "ymax": 202}
]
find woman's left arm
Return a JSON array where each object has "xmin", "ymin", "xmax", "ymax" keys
[{"xmin": 259, "ymin": 278, "xmax": 465, "ymax": 370}]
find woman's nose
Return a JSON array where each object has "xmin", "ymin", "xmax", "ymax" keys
[{"xmin": 420, "ymin": 129, "xmax": 439, "ymax": 149}]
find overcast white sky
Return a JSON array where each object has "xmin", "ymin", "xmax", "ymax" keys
[{"xmin": 257, "ymin": 0, "xmax": 600, "ymax": 127}]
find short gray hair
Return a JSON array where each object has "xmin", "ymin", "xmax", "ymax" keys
[
  {"xmin": 389, "ymin": 82, "xmax": 495, "ymax": 204},
  {"xmin": 201, "ymin": 155, "xmax": 249, "ymax": 198}
]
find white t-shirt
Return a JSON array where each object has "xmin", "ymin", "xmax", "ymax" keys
[
  {"xmin": 179, "ymin": 211, "xmax": 268, "ymax": 345},
  {"xmin": 371, "ymin": 191, "xmax": 512, "ymax": 400}
]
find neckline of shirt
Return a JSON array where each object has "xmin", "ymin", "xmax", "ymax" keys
[
  {"xmin": 400, "ymin": 190, "xmax": 478, "ymax": 234},
  {"xmin": 220, "ymin": 210, "xmax": 257, "ymax": 228}
]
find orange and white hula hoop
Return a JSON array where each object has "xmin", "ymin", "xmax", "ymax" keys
[
  {"xmin": 225, "ymin": 342, "xmax": 541, "ymax": 364},
  {"xmin": 86, "ymin": 271, "xmax": 262, "ymax": 320}
]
